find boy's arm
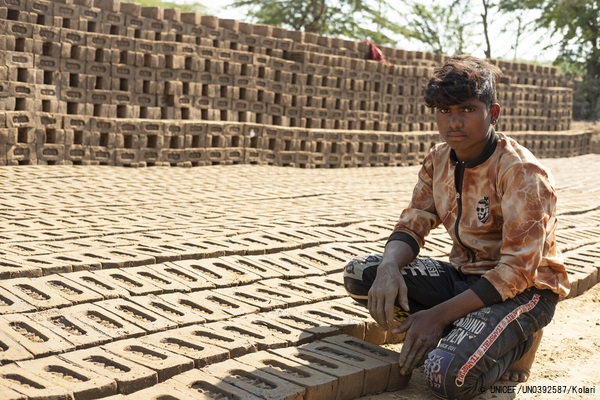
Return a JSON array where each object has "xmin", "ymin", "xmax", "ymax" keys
[
  {"xmin": 394, "ymin": 289, "xmax": 485, "ymax": 374},
  {"xmin": 367, "ymin": 240, "xmax": 415, "ymax": 329}
]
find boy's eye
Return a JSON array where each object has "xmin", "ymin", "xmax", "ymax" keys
[
  {"xmin": 463, "ymin": 106, "xmax": 475, "ymax": 112},
  {"xmin": 438, "ymin": 108, "xmax": 450, "ymax": 114}
]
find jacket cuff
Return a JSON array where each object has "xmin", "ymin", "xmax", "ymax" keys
[
  {"xmin": 470, "ymin": 277, "xmax": 503, "ymax": 306},
  {"xmin": 386, "ymin": 232, "xmax": 420, "ymax": 258}
]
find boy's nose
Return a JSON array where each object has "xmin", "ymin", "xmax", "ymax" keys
[{"xmin": 448, "ymin": 115, "xmax": 463, "ymax": 128}]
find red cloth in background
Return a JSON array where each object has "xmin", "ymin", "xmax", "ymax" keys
[{"xmin": 364, "ymin": 40, "xmax": 391, "ymax": 65}]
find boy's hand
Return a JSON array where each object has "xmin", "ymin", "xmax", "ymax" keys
[
  {"xmin": 367, "ymin": 263, "xmax": 409, "ymax": 330},
  {"xmin": 394, "ymin": 308, "xmax": 446, "ymax": 375}
]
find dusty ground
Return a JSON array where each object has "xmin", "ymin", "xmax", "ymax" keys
[{"xmin": 361, "ymin": 282, "xmax": 600, "ymax": 400}]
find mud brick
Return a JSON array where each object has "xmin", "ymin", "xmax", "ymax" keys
[
  {"xmin": 272, "ymin": 346, "xmax": 364, "ymax": 400},
  {"xmin": 1, "ymin": 51, "xmax": 33, "ymax": 69},
  {"xmin": 32, "ymin": 25, "xmax": 59, "ymax": 48},
  {"xmin": 224, "ymin": 232, "xmax": 287, "ymax": 255},
  {"xmin": 30, "ymin": 308, "xmax": 113, "ymax": 348},
  {"xmin": 0, "ymin": 326, "xmax": 34, "ymax": 363},
  {"xmin": 36, "ymin": 143, "xmax": 65, "ymax": 163},
  {"xmin": 173, "ymin": 323, "xmax": 256, "ymax": 359},
  {"xmin": 186, "ymin": 289, "xmax": 261, "ymax": 318},
  {"xmin": 237, "ymin": 350, "xmax": 338, "ymax": 400},
  {"xmin": 114, "ymin": 149, "xmax": 140, "ymax": 166},
  {"xmin": 77, "ymin": 247, "xmax": 154, "ymax": 269},
  {"xmin": 0, "ymin": 314, "xmax": 75, "ymax": 357},
  {"xmin": 85, "ymin": 30, "xmax": 109, "ymax": 48},
  {"xmin": 17, "ymin": 355, "xmax": 117, "ymax": 398},
  {"xmin": 148, "ymin": 262, "xmax": 213, "ymax": 291},
  {"xmin": 0, "ymin": 364, "xmax": 72, "ymax": 399},
  {"xmin": 265, "ymin": 276, "xmax": 343, "ymax": 302},
  {"xmin": 0, "ymin": 285, "xmax": 38, "ymax": 314},
  {"xmin": 104, "ymin": 338, "xmax": 195, "ymax": 382},
  {"xmin": 171, "ymin": 368, "xmax": 264, "ymax": 399},
  {"xmin": 86, "ymin": 61, "xmax": 111, "ymax": 81},
  {"xmin": 4, "ymin": 111, "xmax": 34, "ymax": 129},
  {"xmin": 157, "ymin": 292, "xmax": 231, "ymax": 323},
  {"xmin": 1, "ymin": 277, "xmax": 72, "ymax": 310},
  {"xmin": 95, "ymin": 298, "xmax": 178, "ymax": 333},
  {"xmin": 268, "ymin": 307, "xmax": 341, "ymax": 339},
  {"xmin": 234, "ymin": 253, "xmax": 310, "ymax": 279},
  {"xmin": 326, "ymin": 297, "xmax": 388, "ymax": 344},
  {"xmin": 220, "ymin": 255, "xmax": 284, "ymax": 279},
  {"xmin": 139, "ymin": 329, "xmax": 229, "ymax": 368},
  {"xmin": 124, "ymin": 265, "xmax": 193, "ymax": 293},
  {"xmin": 139, "ymin": 147, "xmax": 160, "ymax": 164},
  {"xmin": 36, "ymin": 113, "xmax": 61, "ymax": 130},
  {"xmin": 105, "ymin": 384, "xmax": 195, "ymax": 400},
  {"xmin": 66, "ymin": 303, "xmax": 146, "ymax": 340},
  {"xmin": 127, "ymin": 241, "xmax": 192, "ymax": 261},
  {"xmin": 293, "ymin": 302, "xmax": 366, "ymax": 339},
  {"xmin": 1, "ymin": 19, "xmax": 33, "ymax": 38},
  {"xmin": 59, "ymin": 347, "xmax": 158, "ymax": 395},
  {"xmin": 322, "ymin": 334, "xmax": 404, "ymax": 391},
  {"xmin": 127, "ymin": 294, "xmax": 206, "ymax": 327},
  {"xmin": 80, "ymin": 5, "xmax": 103, "ymax": 25},
  {"xmin": 275, "ymin": 227, "xmax": 337, "ymax": 246},
  {"xmin": 60, "ymin": 271, "xmax": 129, "ymax": 299},
  {"xmin": 237, "ymin": 313, "xmax": 314, "ymax": 346},
  {"xmin": 164, "ymin": 238, "xmax": 227, "ymax": 258},
  {"xmin": 300, "ymin": 274, "xmax": 347, "ymax": 299},
  {"xmin": 203, "ymin": 358, "xmax": 305, "ymax": 400},
  {"xmin": 92, "ymin": 268, "xmax": 162, "ymax": 296},
  {"xmin": 214, "ymin": 284, "xmax": 292, "ymax": 312},
  {"xmin": 301, "ymin": 340, "xmax": 390, "ymax": 396},
  {"xmin": 0, "ymin": 257, "xmax": 42, "ymax": 279},
  {"xmin": 171, "ymin": 257, "xmax": 262, "ymax": 287},
  {"xmin": 283, "ymin": 248, "xmax": 345, "ymax": 274},
  {"xmin": 34, "ymin": 274, "xmax": 104, "ymax": 304},
  {"xmin": 35, "ymin": 250, "xmax": 106, "ymax": 272},
  {"xmin": 262, "ymin": 250, "xmax": 327, "ymax": 277}
]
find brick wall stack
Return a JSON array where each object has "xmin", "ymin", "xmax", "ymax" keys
[{"xmin": 0, "ymin": 0, "xmax": 592, "ymax": 167}]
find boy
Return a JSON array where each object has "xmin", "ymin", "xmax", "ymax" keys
[{"xmin": 343, "ymin": 56, "xmax": 569, "ymax": 399}]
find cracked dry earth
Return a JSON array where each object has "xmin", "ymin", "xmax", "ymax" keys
[{"xmin": 0, "ymin": 154, "xmax": 599, "ymax": 400}]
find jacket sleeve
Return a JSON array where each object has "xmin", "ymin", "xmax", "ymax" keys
[
  {"xmin": 387, "ymin": 151, "xmax": 443, "ymax": 257},
  {"xmin": 479, "ymin": 161, "xmax": 558, "ymax": 300}
]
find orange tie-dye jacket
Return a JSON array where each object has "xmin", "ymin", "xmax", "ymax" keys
[{"xmin": 390, "ymin": 131, "xmax": 570, "ymax": 303}]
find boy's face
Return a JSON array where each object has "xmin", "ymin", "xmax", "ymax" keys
[{"xmin": 435, "ymin": 98, "xmax": 500, "ymax": 162}]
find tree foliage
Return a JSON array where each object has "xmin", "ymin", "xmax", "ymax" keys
[
  {"xmin": 499, "ymin": 0, "xmax": 600, "ymax": 119},
  {"xmin": 399, "ymin": 0, "xmax": 476, "ymax": 55},
  {"xmin": 227, "ymin": 0, "xmax": 410, "ymax": 46}
]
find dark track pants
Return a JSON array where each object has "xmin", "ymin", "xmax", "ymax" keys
[{"xmin": 343, "ymin": 254, "xmax": 558, "ymax": 399}]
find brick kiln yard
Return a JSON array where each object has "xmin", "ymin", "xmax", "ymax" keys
[{"xmin": 0, "ymin": 154, "xmax": 599, "ymax": 400}]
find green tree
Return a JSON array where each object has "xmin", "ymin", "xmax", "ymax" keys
[
  {"xmin": 227, "ymin": 0, "xmax": 410, "ymax": 46},
  {"xmin": 400, "ymin": 0, "xmax": 476, "ymax": 55},
  {"xmin": 499, "ymin": 0, "xmax": 600, "ymax": 119}
]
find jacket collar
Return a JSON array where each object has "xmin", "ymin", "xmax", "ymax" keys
[{"xmin": 450, "ymin": 129, "xmax": 499, "ymax": 168}]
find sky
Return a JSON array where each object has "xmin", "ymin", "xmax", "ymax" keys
[{"xmin": 185, "ymin": 0, "xmax": 560, "ymax": 63}]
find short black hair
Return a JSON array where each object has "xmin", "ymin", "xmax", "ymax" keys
[{"xmin": 424, "ymin": 55, "xmax": 503, "ymax": 109}]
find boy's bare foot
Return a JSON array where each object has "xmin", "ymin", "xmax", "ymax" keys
[{"xmin": 501, "ymin": 329, "xmax": 543, "ymax": 382}]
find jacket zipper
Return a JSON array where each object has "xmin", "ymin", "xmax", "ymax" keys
[{"xmin": 454, "ymin": 162, "xmax": 477, "ymax": 263}]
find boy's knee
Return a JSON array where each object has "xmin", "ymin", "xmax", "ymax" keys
[
  {"xmin": 423, "ymin": 348, "xmax": 480, "ymax": 399},
  {"xmin": 342, "ymin": 253, "xmax": 382, "ymax": 298}
]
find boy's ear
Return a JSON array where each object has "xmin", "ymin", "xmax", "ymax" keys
[{"xmin": 490, "ymin": 103, "xmax": 501, "ymax": 119}]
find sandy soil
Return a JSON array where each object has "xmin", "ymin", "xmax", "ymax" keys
[{"xmin": 360, "ymin": 282, "xmax": 600, "ymax": 400}]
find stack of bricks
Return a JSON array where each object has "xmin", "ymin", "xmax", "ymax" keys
[{"xmin": 0, "ymin": 0, "xmax": 588, "ymax": 168}]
